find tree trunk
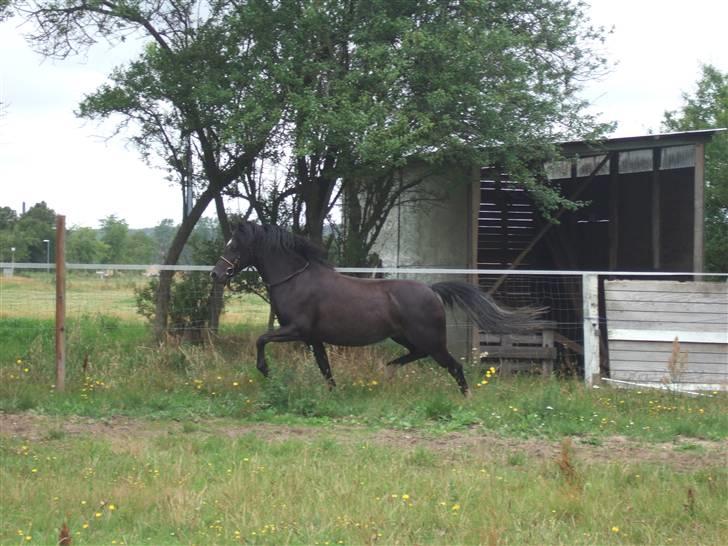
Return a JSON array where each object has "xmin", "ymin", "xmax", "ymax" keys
[
  {"xmin": 342, "ymin": 181, "xmax": 369, "ymax": 267},
  {"xmin": 154, "ymin": 187, "xmax": 219, "ymax": 340},
  {"xmin": 208, "ymin": 194, "xmax": 231, "ymax": 334}
]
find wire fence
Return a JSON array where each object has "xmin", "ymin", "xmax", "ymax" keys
[{"xmin": 2, "ymin": 263, "xmax": 727, "ymax": 388}]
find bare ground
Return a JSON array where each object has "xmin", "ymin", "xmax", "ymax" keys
[{"xmin": 1, "ymin": 412, "xmax": 725, "ymax": 471}]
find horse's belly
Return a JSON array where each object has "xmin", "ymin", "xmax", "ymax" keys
[{"xmin": 314, "ymin": 314, "xmax": 397, "ymax": 347}]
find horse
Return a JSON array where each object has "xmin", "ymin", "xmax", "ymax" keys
[{"xmin": 210, "ymin": 222, "xmax": 545, "ymax": 395}]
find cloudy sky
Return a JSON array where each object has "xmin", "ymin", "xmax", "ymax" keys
[{"xmin": 1, "ymin": 0, "xmax": 727, "ymax": 229}]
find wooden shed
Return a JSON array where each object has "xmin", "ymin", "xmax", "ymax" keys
[
  {"xmin": 479, "ymin": 129, "xmax": 723, "ymax": 272},
  {"xmin": 372, "ymin": 129, "xmax": 726, "ymax": 374}
]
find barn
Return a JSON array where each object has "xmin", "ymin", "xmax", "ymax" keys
[{"xmin": 371, "ymin": 129, "xmax": 727, "ymax": 387}]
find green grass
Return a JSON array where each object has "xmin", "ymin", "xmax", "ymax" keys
[
  {"xmin": 1, "ymin": 316, "xmax": 726, "ymax": 442},
  {"xmin": 1, "ymin": 286, "xmax": 727, "ymax": 544},
  {"xmin": 1, "ymin": 426, "xmax": 726, "ymax": 545}
]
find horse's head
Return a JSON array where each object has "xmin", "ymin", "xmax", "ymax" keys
[{"xmin": 210, "ymin": 223, "xmax": 256, "ymax": 282}]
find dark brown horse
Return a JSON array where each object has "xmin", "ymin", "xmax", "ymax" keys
[{"xmin": 211, "ymin": 222, "xmax": 544, "ymax": 395}]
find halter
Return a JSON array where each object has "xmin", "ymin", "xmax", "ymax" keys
[
  {"xmin": 219, "ymin": 255, "xmax": 240, "ymax": 276},
  {"xmin": 265, "ymin": 261, "xmax": 310, "ymax": 289},
  {"xmin": 219, "ymin": 254, "xmax": 310, "ymax": 289}
]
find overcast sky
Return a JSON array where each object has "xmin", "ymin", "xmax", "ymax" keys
[{"xmin": 1, "ymin": 0, "xmax": 727, "ymax": 229}]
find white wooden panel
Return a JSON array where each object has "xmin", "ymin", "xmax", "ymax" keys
[
  {"xmin": 609, "ymin": 340, "xmax": 727, "ymax": 355},
  {"xmin": 605, "ymin": 291, "xmax": 727, "ymax": 304},
  {"xmin": 610, "ymin": 368, "xmax": 728, "ymax": 385},
  {"xmin": 609, "ymin": 359, "xmax": 726, "ymax": 373},
  {"xmin": 605, "ymin": 280, "xmax": 728, "ymax": 295},
  {"xmin": 609, "ymin": 350, "xmax": 728, "ymax": 366},
  {"xmin": 606, "ymin": 309, "xmax": 726, "ymax": 325},
  {"xmin": 605, "ymin": 300, "xmax": 726, "ymax": 314},
  {"xmin": 608, "ymin": 329, "xmax": 728, "ymax": 343},
  {"xmin": 605, "ymin": 281, "xmax": 727, "ymax": 390}
]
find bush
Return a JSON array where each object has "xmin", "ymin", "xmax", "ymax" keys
[{"xmin": 135, "ymin": 272, "xmax": 226, "ymax": 342}]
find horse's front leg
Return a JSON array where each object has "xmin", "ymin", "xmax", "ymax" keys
[
  {"xmin": 255, "ymin": 324, "xmax": 303, "ymax": 378},
  {"xmin": 311, "ymin": 342, "xmax": 336, "ymax": 389}
]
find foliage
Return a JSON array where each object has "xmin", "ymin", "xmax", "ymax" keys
[
  {"xmin": 264, "ymin": 0, "xmax": 613, "ymax": 258},
  {"xmin": 663, "ymin": 65, "xmax": 728, "ymax": 272},
  {"xmin": 0, "ymin": 201, "xmax": 55, "ymax": 262},
  {"xmin": 134, "ymin": 217, "xmax": 227, "ymax": 339},
  {"xmin": 0, "ymin": 204, "xmax": 225, "ymax": 265},
  {"xmin": 0, "ymin": 0, "xmax": 11, "ymax": 21},
  {"xmin": 16, "ymin": 0, "xmax": 612, "ymax": 266},
  {"xmin": 66, "ymin": 226, "xmax": 107, "ymax": 263},
  {"xmin": 135, "ymin": 271, "xmax": 222, "ymax": 342}
]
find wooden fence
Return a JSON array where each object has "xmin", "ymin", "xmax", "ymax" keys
[{"xmin": 605, "ymin": 280, "xmax": 728, "ymax": 389}]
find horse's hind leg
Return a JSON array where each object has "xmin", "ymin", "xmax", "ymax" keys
[
  {"xmin": 386, "ymin": 337, "xmax": 427, "ymax": 368},
  {"xmin": 430, "ymin": 348, "xmax": 470, "ymax": 396},
  {"xmin": 311, "ymin": 342, "xmax": 336, "ymax": 389}
]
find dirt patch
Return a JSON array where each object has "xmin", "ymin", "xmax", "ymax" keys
[{"xmin": 1, "ymin": 412, "xmax": 725, "ymax": 471}]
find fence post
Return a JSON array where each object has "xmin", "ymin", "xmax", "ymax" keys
[
  {"xmin": 582, "ymin": 273, "xmax": 600, "ymax": 386},
  {"xmin": 55, "ymin": 215, "xmax": 66, "ymax": 392}
]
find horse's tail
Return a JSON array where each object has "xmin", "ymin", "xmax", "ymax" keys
[{"xmin": 430, "ymin": 281, "xmax": 547, "ymax": 334}]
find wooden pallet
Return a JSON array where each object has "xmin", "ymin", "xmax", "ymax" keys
[{"xmin": 480, "ymin": 328, "xmax": 556, "ymax": 376}]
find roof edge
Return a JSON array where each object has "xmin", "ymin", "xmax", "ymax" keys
[{"xmin": 560, "ymin": 128, "xmax": 727, "ymax": 156}]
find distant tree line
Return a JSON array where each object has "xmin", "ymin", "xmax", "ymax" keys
[{"xmin": 0, "ymin": 202, "xmax": 220, "ymax": 265}]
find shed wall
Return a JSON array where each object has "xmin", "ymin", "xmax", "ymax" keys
[
  {"xmin": 371, "ymin": 164, "xmax": 477, "ymax": 360},
  {"xmin": 605, "ymin": 280, "xmax": 728, "ymax": 389}
]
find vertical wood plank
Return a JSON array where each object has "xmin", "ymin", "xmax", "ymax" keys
[
  {"xmin": 693, "ymin": 143, "xmax": 705, "ymax": 273},
  {"xmin": 608, "ymin": 153, "xmax": 620, "ymax": 270},
  {"xmin": 651, "ymin": 147, "xmax": 661, "ymax": 269},
  {"xmin": 583, "ymin": 273, "xmax": 601, "ymax": 385},
  {"xmin": 55, "ymin": 215, "xmax": 66, "ymax": 392},
  {"xmin": 468, "ymin": 166, "xmax": 480, "ymax": 363}
]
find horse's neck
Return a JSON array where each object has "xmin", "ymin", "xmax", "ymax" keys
[{"xmin": 255, "ymin": 251, "xmax": 307, "ymax": 285}]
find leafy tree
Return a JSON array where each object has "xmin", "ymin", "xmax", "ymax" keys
[
  {"xmin": 0, "ymin": 0, "xmax": 11, "ymax": 18},
  {"xmin": 17, "ymin": 0, "xmax": 611, "ymax": 324},
  {"xmin": 18, "ymin": 0, "xmax": 288, "ymax": 336},
  {"xmin": 126, "ymin": 231, "xmax": 157, "ymax": 264},
  {"xmin": 663, "ymin": 65, "xmax": 728, "ymax": 272},
  {"xmin": 98, "ymin": 215, "xmax": 129, "ymax": 263},
  {"xmin": 14, "ymin": 201, "xmax": 56, "ymax": 262},
  {"xmin": 0, "ymin": 206, "xmax": 17, "ymax": 231},
  {"xmin": 66, "ymin": 226, "xmax": 107, "ymax": 263},
  {"xmin": 273, "ymin": 0, "xmax": 610, "ymax": 261},
  {"xmin": 0, "ymin": 206, "xmax": 21, "ymax": 261}
]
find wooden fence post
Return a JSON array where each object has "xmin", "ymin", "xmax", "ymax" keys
[
  {"xmin": 55, "ymin": 215, "xmax": 66, "ymax": 392},
  {"xmin": 582, "ymin": 273, "xmax": 601, "ymax": 386}
]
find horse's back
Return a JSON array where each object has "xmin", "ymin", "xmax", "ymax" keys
[{"xmin": 303, "ymin": 273, "xmax": 443, "ymax": 346}]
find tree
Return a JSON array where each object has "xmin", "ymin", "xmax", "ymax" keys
[
  {"xmin": 663, "ymin": 65, "xmax": 728, "ymax": 272},
  {"xmin": 272, "ymin": 0, "xmax": 610, "ymax": 261},
  {"xmin": 126, "ymin": 231, "xmax": 157, "ymax": 264},
  {"xmin": 98, "ymin": 215, "xmax": 129, "ymax": 263},
  {"xmin": 0, "ymin": 206, "xmax": 17, "ymax": 231},
  {"xmin": 66, "ymin": 226, "xmax": 107, "ymax": 263},
  {"xmin": 14, "ymin": 201, "xmax": 56, "ymax": 262},
  {"xmin": 18, "ymin": 0, "xmax": 289, "ymax": 336}
]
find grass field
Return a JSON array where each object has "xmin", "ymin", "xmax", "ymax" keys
[{"xmin": 1, "ymin": 272, "xmax": 727, "ymax": 544}]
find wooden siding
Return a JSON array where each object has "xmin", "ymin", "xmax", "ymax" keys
[{"xmin": 605, "ymin": 280, "xmax": 728, "ymax": 388}]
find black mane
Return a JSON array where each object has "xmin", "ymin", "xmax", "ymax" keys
[{"xmin": 240, "ymin": 222, "xmax": 331, "ymax": 266}]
